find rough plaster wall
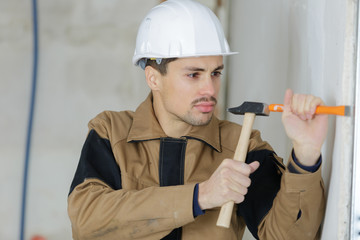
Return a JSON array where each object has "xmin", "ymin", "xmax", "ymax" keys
[
  {"xmin": 0, "ymin": 0, "xmax": 157, "ymax": 239},
  {"xmin": 321, "ymin": 0, "xmax": 356, "ymax": 238},
  {"xmin": 0, "ymin": 1, "xmax": 32, "ymax": 239},
  {"xmin": 0, "ymin": 0, "xmax": 228, "ymax": 239}
]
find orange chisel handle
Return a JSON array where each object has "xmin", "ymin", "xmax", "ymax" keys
[{"xmin": 269, "ymin": 104, "xmax": 349, "ymax": 116}]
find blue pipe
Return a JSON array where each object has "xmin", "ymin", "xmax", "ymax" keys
[{"xmin": 20, "ymin": 0, "xmax": 38, "ymax": 239}]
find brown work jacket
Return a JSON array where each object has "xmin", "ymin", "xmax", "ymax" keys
[{"xmin": 68, "ymin": 93, "xmax": 325, "ymax": 240}]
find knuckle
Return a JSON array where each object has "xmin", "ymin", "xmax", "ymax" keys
[
  {"xmin": 244, "ymin": 178, "xmax": 251, "ymax": 188},
  {"xmin": 235, "ymin": 195, "xmax": 245, "ymax": 204},
  {"xmin": 221, "ymin": 187, "xmax": 232, "ymax": 199},
  {"xmin": 219, "ymin": 167, "xmax": 230, "ymax": 177},
  {"xmin": 243, "ymin": 187, "xmax": 248, "ymax": 195},
  {"xmin": 220, "ymin": 177, "xmax": 230, "ymax": 187},
  {"xmin": 219, "ymin": 181, "xmax": 233, "ymax": 196},
  {"xmin": 223, "ymin": 159, "xmax": 236, "ymax": 168}
]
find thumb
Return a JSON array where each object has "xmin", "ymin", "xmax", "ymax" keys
[{"xmin": 249, "ymin": 161, "xmax": 260, "ymax": 173}]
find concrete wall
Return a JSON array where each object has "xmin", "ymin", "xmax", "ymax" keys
[
  {"xmin": 0, "ymin": 0, "xmax": 228, "ymax": 239},
  {"xmin": 0, "ymin": 0, "xmax": 355, "ymax": 239},
  {"xmin": 1, "ymin": 1, "xmax": 156, "ymax": 239}
]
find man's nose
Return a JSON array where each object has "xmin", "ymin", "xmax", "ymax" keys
[{"xmin": 199, "ymin": 76, "xmax": 216, "ymax": 96}]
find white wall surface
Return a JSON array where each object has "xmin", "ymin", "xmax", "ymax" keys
[
  {"xmin": 228, "ymin": 0, "xmax": 355, "ymax": 239},
  {"xmin": 0, "ymin": 0, "xmax": 356, "ymax": 239}
]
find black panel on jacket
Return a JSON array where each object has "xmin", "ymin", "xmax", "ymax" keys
[
  {"xmin": 237, "ymin": 149, "xmax": 284, "ymax": 239},
  {"xmin": 69, "ymin": 129, "xmax": 121, "ymax": 195},
  {"xmin": 159, "ymin": 137, "xmax": 187, "ymax": 240},
  {"xmin": 159, "ymin": 138, "xmax": 186, "ymax": 186}
]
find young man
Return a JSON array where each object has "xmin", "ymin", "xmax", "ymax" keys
[{"xmin": 68, "ymin": 1, "xmax": 327, "ymax": 239}]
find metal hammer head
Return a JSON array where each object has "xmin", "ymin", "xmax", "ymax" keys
[{"xmin": 227, "ymin": 102, "xmax": 270, "ymax": 116}]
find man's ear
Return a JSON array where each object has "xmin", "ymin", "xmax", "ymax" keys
[{"xmin": 145, "ymin": 66, "xmax": 162, "ymax": 91}]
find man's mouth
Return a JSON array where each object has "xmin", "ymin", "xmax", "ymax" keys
[
  {"xmin": 192, "ymin": 97, "xmax": 217, "ymax": 113},
  {"xmin": 194, "ymin": 102, "xmax": 215, "ymax": 113}
]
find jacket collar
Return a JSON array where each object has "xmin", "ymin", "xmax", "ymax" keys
[{"xmin": 127, "ymin": 93, "xmax": 222, "ymax": 152}]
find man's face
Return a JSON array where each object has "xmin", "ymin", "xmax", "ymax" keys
[{"xmin": 157, "ymin": 56, "xmax": 223, "ymax": 126}]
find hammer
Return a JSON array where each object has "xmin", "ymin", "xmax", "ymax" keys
[
  {"xmin": 216, "ymin": 102, "xmax": 269, "ymax": 228},
  {"xmin": 216, "ymin": 102, "xmax": 350, "ymax": 228}
]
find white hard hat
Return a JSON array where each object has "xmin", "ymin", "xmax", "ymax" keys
[{"xmin": 132, "ymin": 0, "xmax": 237, "ymax": 68}]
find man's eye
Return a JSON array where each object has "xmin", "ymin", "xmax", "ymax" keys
[
  {"xmin": 212, "ymin": 71, "xmax": 222, "ymax": 77},
  {"xmin": 188, "ymin": 73, "xmax": 199, "ymax": 78}
]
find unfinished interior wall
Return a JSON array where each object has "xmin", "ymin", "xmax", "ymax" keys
[
  {"xmin": 0, "ymin": 0, "xmax": 356, "ymax": 239},
  {"xmin": 0, "ymin": 1, "xmax": 157, "ymax": 239},
  {"xmin": 228, "ymin": 0, "xmax": 355, "ymax": 239},
  {"xmin": 0, "ymin": 0, "xmax": 228, "ymax": 239}
]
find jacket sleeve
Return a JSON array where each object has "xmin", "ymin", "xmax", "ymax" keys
[
  {"xmin": 67, "ymin": 129, "xmax": 195, "ymax": 240},
  {"xmin": 257, "ymin": 155, "xmax": 325, "ymax": 240},
  {"xmin": 237, "ymin": 130, "xmax": 325, "ymax": 240}
]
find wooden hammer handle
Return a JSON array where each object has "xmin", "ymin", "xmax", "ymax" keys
[{"xmin": 216, "ymin": 112, "xmax": 256, "ymax": 228}]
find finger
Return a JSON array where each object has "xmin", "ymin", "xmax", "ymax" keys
[
  {"xmin": 309, "ymin": 96, "xmax": 324, "ymax": 114},
  {"xmin": 292, "ymin": 94, "xmax": 307, "ymax": 120},
  {"xmin": 231, "ymin": 193, "xmax": 245, "ymax": 204},
  {"xmin": 249, "ymin": 161, "xmax": 260, "ymax": 173},
  {"xmin": 303, "ymin": 95, "xmax": 324, "ymax": 120},
  {"xmin": 304, "ymin": 95, "xmax": 314, "ymax": 119},
  {"xmin": 218, "ymin": 177, "xmax": 247, "ymax": 203},
  {"xmin": 229, "ymin": 161, "xmax": 259, "ymax": 188},
  {"xmin": 283, "ymin": 89, "xmax": 293, "ymax": 111},
  {"xmin": 228, "ymin": 182, "xmax": 249, "ymax": 196},
  {"xmin": 222, "ymin": 159, "xmax": 253, "ymax": 176},
  {"xmin": 225, "ymin": 180, "xmax": 249, "ymax": 204},
  {"xmin": 228, "ymin": 171, "xmax": 252, "ymax": 188}
]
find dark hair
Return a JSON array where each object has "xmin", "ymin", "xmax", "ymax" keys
[{"xmin": 145, "ymin": 58, "xmax": 177, "ymax": 75}]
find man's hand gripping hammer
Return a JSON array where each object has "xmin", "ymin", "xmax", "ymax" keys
[
  {"xmin": 216, "ymin": 102, "xmax": 270, "ymax": 228},
  {"xmin": 216, "ymin": 101, "xmax": 351, "ymax": 228}
]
